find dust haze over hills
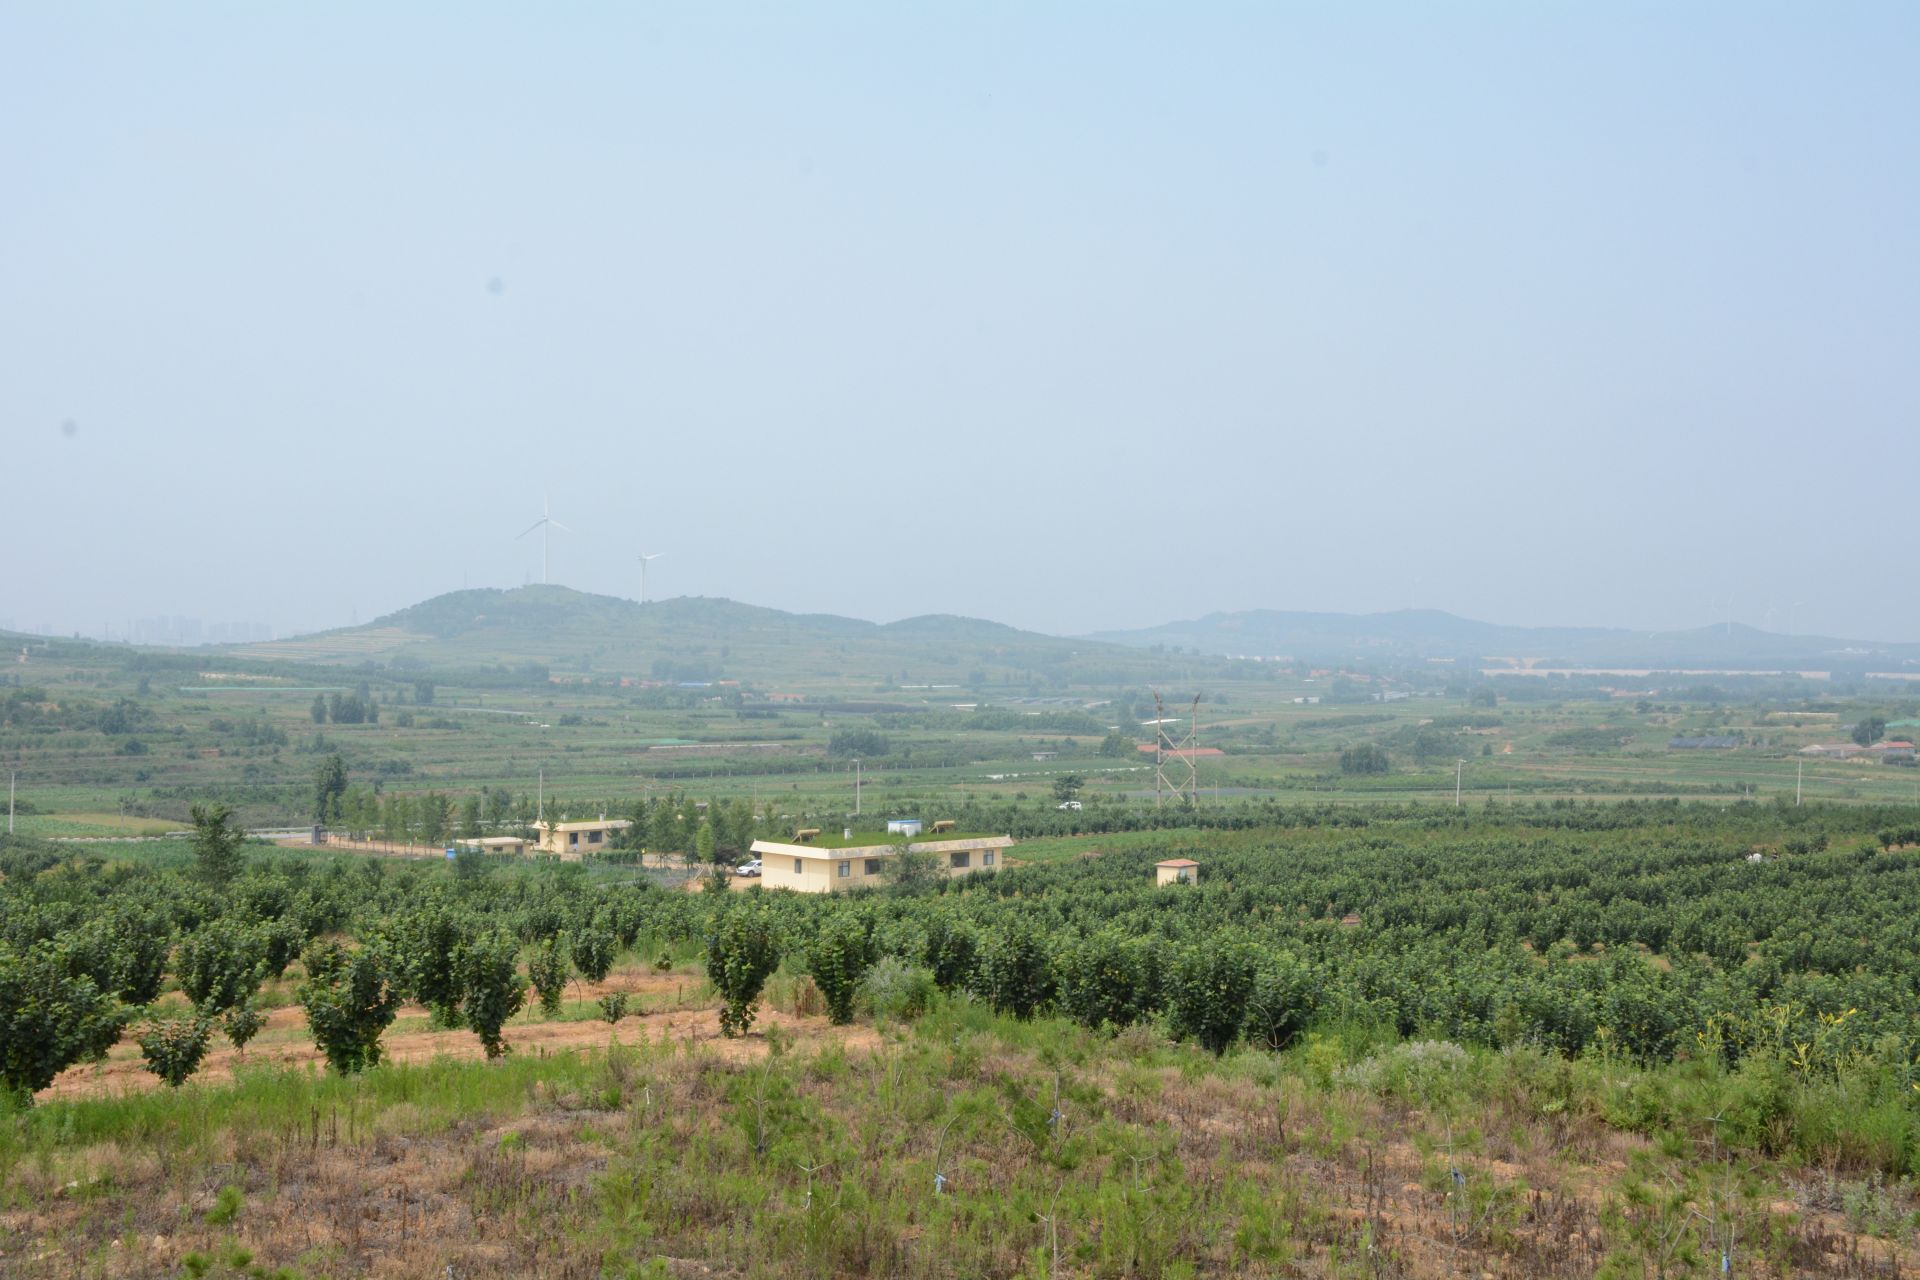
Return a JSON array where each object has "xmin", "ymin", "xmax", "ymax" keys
[
  {"xmin": 1088, "ymin": 610, "xmax": 1920, "ymax": 673},
  {"xmin": 238, "ymin": 586, "xmax": 1132, "ymax": 687},
  {"xmin": 207, "ymin": 586, "xmax": 1920, "ymax": 683}
]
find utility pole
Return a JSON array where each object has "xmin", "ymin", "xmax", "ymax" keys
[
  {"xmin": 853, "ymin": 759, "xmax": 862, "ymax": 816},
  {"xmin": 1455, "ymin": 759, "xmax": 1465, "ymax": 807},
  {"xmin": 1796, "ymin": 760, "xmax": 1803, "ymax": 807},
  {"xmin": 7, "ymin": 770, "xmax": 13, "ymax": 835},
  {"xmin": 537, "ymin": 768, "xmax": 544, "ymax": 825}
]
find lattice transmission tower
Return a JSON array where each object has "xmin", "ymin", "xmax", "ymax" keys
[{"xmin": 1151, "ymin": 690, "xmax": 1202, "ymax": 807}]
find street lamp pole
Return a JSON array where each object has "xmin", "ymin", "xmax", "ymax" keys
[
  {"xmin": 854, "ymin": 759, "xmax": 861, "ymax": 816},
  {"xmin": 1455, "ymin": 759, "xmax": 1465, "ymax": 808}
]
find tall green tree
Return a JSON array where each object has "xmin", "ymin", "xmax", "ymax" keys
[
  {"xmin": 314, "ymin": 753, "xmax": 348, "ymax": 824},
  {"xmin": 458, "ymin": 795, "xmax": 484, "ymax": 841},
  {"xmin": 1339, "ymin": 743, "xmax": 1391, "ymax": 776},
  {"xmin": 190, "ymin": 803, "xmax": 247, "ymax": 886}
]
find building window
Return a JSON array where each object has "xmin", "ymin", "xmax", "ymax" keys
[
  {"xmin": 949, "ymin": 852, "xmax": 970, "ymax": 869},
  {"xmin": 569, "ymin": 832, "xmax": 579, "ymax": 846},
  {"xmin": 838, "ymin": 861, "xmax": 851, "ymax": 878},
  {"xmin": 588, "ymin": 830, "xmax": 602, "ymax": 844},
  {"xmin": 793, "ymin": 859, "xmax": 804, "ymax": 875},
  {"xmin": 865, "ymin": 859, "xmax": 882, "ymax": 876},
  {"xmin": 983, "ymin": 850, "xmax": 995, "ymax": 867}
]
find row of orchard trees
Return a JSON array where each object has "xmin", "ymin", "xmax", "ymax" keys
[
  {"xmin": 691, "ymin": 800, "xmax": 1920, "ymax": 1075},
  {"xmin": 698, "ymin": 896, "xmax": 1318, "ymax": 1060},
  {"xmin": 11, "ymin": 800, "xmax": 1920, "ymax": 1104},
  {"xmin": 0, "ymin": 806, "xmax": 699, "ymax": 1103}
]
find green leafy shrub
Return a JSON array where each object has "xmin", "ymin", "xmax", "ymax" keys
[
  {"xmin": 1168, "ymin": 938, "xmax": 1260, "ymax": 1054},
  {"xmin": 222, "ymin": 1000, "xmax": 266, "ymax": 1056},
  {"xmin": 393, "ymin": 907, "xmax": 471, "ymax": 1027},
  {"xmin": 979, "ymin": 920, "xmax": 1054, "ymax": 1020},
  {"xmin": 460, "ymin": 928, "xmax": 527, "ymax": 1058},
  {"xmin": 571, "ymin": 927, "xmax": 616, "ymax": 983},
  {"xmin": 138, "ymin": 1011, "xmax": 214, "ymax": 1087},
  {"xmin": 806, "ymin": 913, "xmax": 875, "ymax": 1025},
  {"xmin": 528, "ymin": 936, "xmax": 571, "ymax": 1016},
  {"xmin": 1246, "ymin": 952, "xmax": 1316, "ymax": 1051},
  {"xmin": 296, "ymin": 940, "xmax": 402, "ymax": 1074},
  {"xmin": 1336, "ymin": 1040, "xmax": 1474, "ymax": 1103},
  {"xmin": 174, "ymin": 924, "xmax": 267, "ymax": 1017},
  {"xmin": 1055, "ymin": 928, "xmax": 1148, "ymax": 1030},
  {"xmin": 0, "ymin": 941, "xmax": 126, "ymax": 1103},
  {"xmin": 706, "ymin": 906, "xmax": 781, "ymax": 1038},
  {"xmin": 860, "ymin": 957, "xmax": 936, "ymax": 1022}
]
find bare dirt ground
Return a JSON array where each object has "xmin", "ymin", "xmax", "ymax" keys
[{"xmin": 46, "ymin": 968, "xmax": 879, "ymax": 1101}]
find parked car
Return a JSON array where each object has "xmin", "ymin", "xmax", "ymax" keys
[
  {"xmin": 735, "ymin": 859, "xmax": 763, "ymax": 877},
  {"xmin": 1056, "ymin": 800, "xmax": 1082, "ymax": 811}
]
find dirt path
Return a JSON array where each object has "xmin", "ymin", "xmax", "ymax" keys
[{"xmin": 45, "ymin": 969, "xmax": 877, "ymax": 1101}]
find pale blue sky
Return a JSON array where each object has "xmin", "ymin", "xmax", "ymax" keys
[{"xmin": 4, "ymin": 4, "xmax": 1917, "ymax": 640}]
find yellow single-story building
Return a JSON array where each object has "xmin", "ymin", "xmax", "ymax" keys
[
  {"xmin": 1155, "ymin": 858, "xmax": 1198, "ymax": 886},
  {"xmin": 476, "ymin": 835, "xmax": 529, "ymax": 856},
  {"xmin": 749, "ymin": 835, "xmax": 1014, "ymax": 893},
  {"xmin": 534, "ymin": 818, "xmax": 632, "ymax": 858}
]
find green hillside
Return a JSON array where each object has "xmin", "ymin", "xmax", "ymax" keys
[{"xmin": 237, "ymin": 586, "xmax": 1191, "ymax": 689}]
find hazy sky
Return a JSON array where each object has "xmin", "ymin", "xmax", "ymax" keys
[{"xmin": 5, "ymin": 4, "xmax": 1917, "ymax": 642}]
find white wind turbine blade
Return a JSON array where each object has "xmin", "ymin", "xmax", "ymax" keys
[{"xmin": 517, "ymin": 517, "xmax": 548, "ymax": 538}]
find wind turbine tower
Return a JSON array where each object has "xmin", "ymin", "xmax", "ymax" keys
[
  {"xmin": 517, "ymin": 494, "xmax": 570, "ymax": 585},
  {"xmin": 638, "ymin": 552, "xmax": 665, "ymax": 604}
]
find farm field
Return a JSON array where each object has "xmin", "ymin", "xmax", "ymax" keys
[
  {"xmin": 7, "ymin": 800, "xmax": 1920, "ymax": 1277},
  {"xmin": 7, "ymin": 593, "xmax": 1920, "ymax": 1276},
  {"xmin": 6, "ymin": 587, "xmax": 1920, "ymax": 850}
]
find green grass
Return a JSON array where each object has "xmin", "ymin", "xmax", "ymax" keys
[{"xmin": 8, "ymin": 999, "xmax": 1917, "ymax": 1278}]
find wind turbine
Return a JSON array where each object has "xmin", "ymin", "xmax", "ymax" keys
[
  {"xmin": 517, "ymin": 494, "xmax": 569, "ymax": 585},
  {"xmin": 637, "ymin": 552, "xmax": 665, "ymax": 604}
]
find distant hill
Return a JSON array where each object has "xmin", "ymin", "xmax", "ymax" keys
[
  {"xmin": 238, "ymin": 586, "xmax": 1175, "ymax": 688},
  {"xmin": 234, "ymin": 589, "xmax": 1920, "ymax": 687},
  {"xmin": 1087, "ymin": 609, "xmax": 1920, "ymax": 672}
]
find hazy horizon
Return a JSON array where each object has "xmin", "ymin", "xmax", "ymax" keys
[{"xmin": 6, "ymin": 6, "xmax": 1917, "ymax": 642}]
